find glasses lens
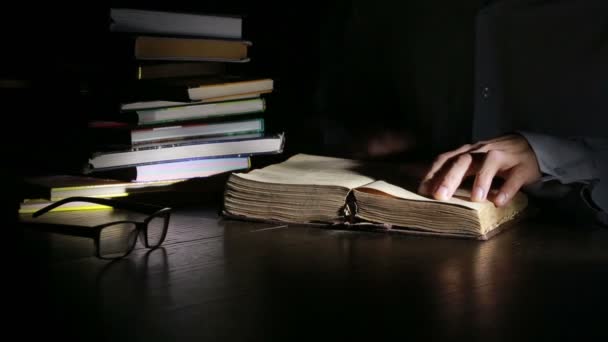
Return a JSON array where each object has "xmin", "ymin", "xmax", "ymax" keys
[
  {"xmin": 99, "ymin": 222, "xmax": 138, "ymax": 259},
  {"xmin": 146, "ymin": 214, "xmax": 169, "ymax": 248}
]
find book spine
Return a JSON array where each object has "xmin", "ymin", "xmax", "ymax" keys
[
  {"xmin": 87, "ymin": 133, "xmax": 284, "ymax": 171},
  {"xmin": 343, "ymin": 191, "xmax": 358, "ymax": 223},
  {"xmin": 131, "ymin": 118, "xmax": 264, "ymax": 145},
  {"xmin": 135, "ymin": 98, "xmax": 266, "ymax": 125},
  {"xmin": 187, "ymin": 79, "xmax": 273, "ymax": 101},
  {"xmin": 86, "ymin": 156, "xmax": 250, "ymax": 182}
]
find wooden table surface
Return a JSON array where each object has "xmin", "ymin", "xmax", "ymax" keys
[{"xmin": 20, "ymin": 202, "xmax": 608, "ymax": 341}]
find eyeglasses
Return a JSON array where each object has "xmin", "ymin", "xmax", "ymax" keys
[{"xmin": 31, "ymin": 196, "xmax": 172, "ymax": 260}]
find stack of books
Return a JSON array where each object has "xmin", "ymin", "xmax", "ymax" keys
[
  {"xmin": 18, "ymin": 7, "xmax": 285, "ymax": 214},
  {"xmin": 83, "ymin": 8, "xmax": 284, "ymax": 181}
]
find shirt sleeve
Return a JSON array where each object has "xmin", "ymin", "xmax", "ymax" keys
[{"xmin": 518, "ymin": 130, "xmax": 608, "ymax": 226}]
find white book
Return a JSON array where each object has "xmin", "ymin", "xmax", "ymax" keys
[
  {"xmin": 132, "ymin": 98, "xmax": 265, "ymax": 125},
  {"xmin": 87, "ymin": 134, "xmax": 285, "ymax": 171},
  {"xmin": 132, "ymin": 157, "xmax": 251, "ymax": 182},
  {"xmin": 87, "ymin": 157, "xmax": 251, "ymax": 182}
]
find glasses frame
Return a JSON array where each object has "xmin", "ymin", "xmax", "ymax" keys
[{"xmin": 31, "ymin": 196, "xmax": 172, "ymax": 260}]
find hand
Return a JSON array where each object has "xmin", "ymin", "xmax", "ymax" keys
[{"xmin": 418, "ymin": 134, "xmax": 542, "ymax": 207}]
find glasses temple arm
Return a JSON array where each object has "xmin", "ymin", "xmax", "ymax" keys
[
  {"xmin": 32, "ymin": 196, "xmax": 169, "ymax": 217},
  {"xmin": 23, "ymin": 222, "xmax": 98, "ymax": 238}
]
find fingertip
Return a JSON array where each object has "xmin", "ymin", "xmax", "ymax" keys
[
  {"xmin": 471, "ymin": 186, "xmax": 485, "ymax": 202},
  {"xmin": 494, "ymin": 192, "xmax": 508, "ymax": 207},
  {"xmin": 434, "ymin": 185, "xmax": 449, "ymax": 201}
]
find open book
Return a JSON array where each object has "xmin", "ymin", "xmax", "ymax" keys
[{"xmin": 223, "ymin": 154, "xmax": 528, "ymax": 240}]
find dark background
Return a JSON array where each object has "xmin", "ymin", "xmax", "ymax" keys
[
  {"xmin": 1, "ymin": 0, "xmax": 486, "ymax": 176},
  {"xmin": 5, "ymin": 0, "xmax": 605, "ymax": 217}
]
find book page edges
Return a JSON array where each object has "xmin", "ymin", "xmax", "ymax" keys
[
  {"xmin": 221, "ymin": 210, "xmax": 522, "ymax": 240},
  {"xmin": 478, "ymin": 192, "xmax": 528, "ymax": 234},
  {"xmin": 355, "ymin": 180, "xmax": 528, "ymax": 235}
]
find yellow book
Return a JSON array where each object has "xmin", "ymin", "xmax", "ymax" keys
[
  {"xmin": 19, "ymin": 199, "xmax": 112, "ymax": 214},
  {"xmin": 23, "ymin": 175, "xmax": 186, "ymax": 201}
]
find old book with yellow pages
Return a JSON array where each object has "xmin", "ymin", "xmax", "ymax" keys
[{"xmin": 222, "ymin": 154, "xmax": 528, "ymax": 240}]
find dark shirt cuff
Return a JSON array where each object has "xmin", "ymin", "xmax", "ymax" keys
[
  {"xmin": 517, "ymin": 131, "xmax": 595, "ymax": 183},
  {"xmin": 517, "ymin": 131, "xmax": 607, "ymax": 225}
]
